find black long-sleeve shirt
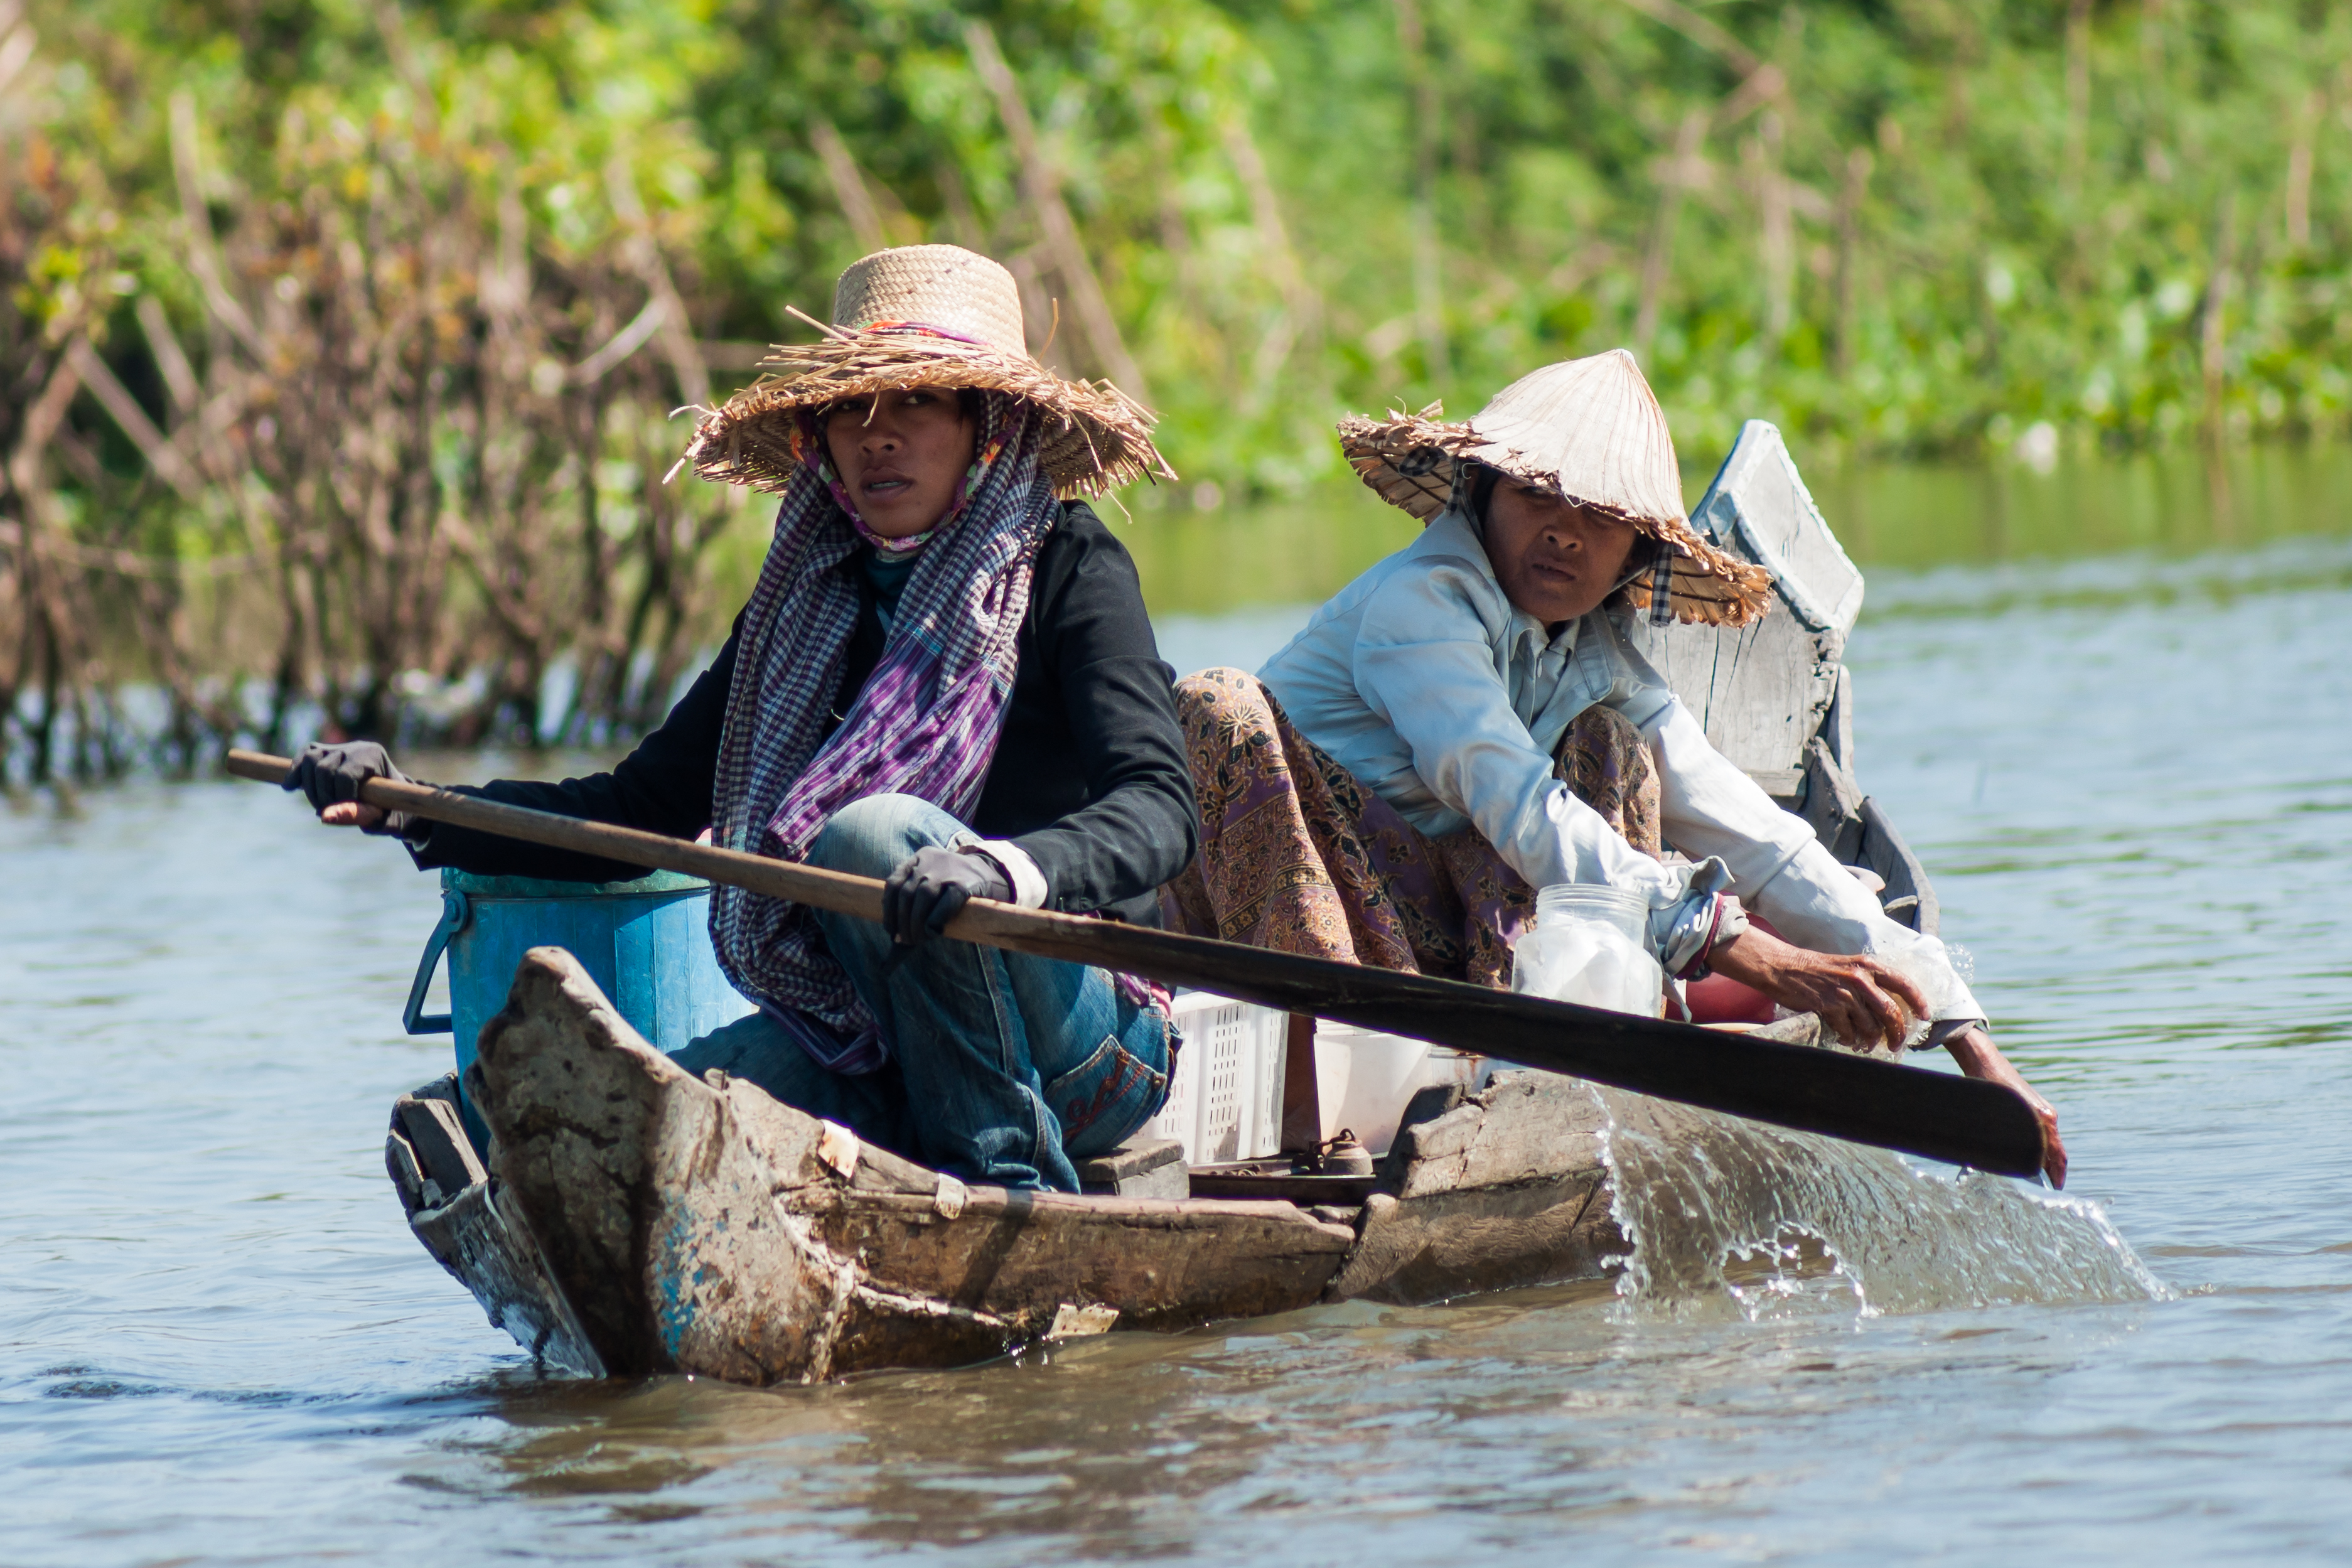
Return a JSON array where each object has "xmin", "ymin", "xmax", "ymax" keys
[{"xmin": 411, "ymin": 502, "xmax": 1196, "ymax": 925}]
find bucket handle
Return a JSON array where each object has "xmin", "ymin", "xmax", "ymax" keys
[{"xmin": 402, "ymin": 889, "xmax": 470, "ymax": 1036}]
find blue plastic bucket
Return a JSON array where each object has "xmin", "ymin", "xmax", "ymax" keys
[{"xmin": 404, "ymin": 867, "xmax": 756, "ymax": 1150}]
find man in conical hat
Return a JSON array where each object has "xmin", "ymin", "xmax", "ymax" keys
[
  {"xmin": 1166, "ymin": 350, "xmax": 2064, "ymax": 1183},
  {"xmin": 281, "ymin": 244, "xmax": 1198, "ymax": 1193}
]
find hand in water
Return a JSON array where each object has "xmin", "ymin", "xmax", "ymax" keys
[
  {"xmin": 1710, "ymin": 929, "xmax": 2066, "ymax": 1186},
  {"xmin": 1946, "ymin": 1026, "xmax": 2068, "ymax": 1188},
  {"xmin": 1709, "ymin": 926, "xmax": 1932, "ymax": 1052}
]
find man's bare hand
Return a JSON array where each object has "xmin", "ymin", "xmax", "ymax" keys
[
  {"xmin": 1947, "ymin": 1026, "xmax": 2068, "ymax": 1187},
  {"xmin": 320, "ymin": 800, "xmax": 389, "ymax": 830},
  {"xmin": 1709, "ymin": 926, "xmax": 1931, "ymax": 1053}
]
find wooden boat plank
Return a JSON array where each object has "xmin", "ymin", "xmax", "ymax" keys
[
  {"xmin": 1632, "ymin": 423, "xmax": 1861, "ymax": 781},
  {"xmin": 1798, "ymin": 736, "xmax": 1867, "ymax": 864},
  {"xmin": 1076, "ymin": 1136, "xmax": 1189, "ymax": 1200},
  {"xmin": 387, "ymin": 1082, "xmax": 608, "ymax": 1377},
  {"xmin": 1328, "ymin": 1071, "xmax": 1621, "ymax": 1305},
  {"xmin": 413, "ymin": 1179, "xmax": 608, "ymax": 1377},
  {"xmin": 1642, "ymin": 603, "xmax": 1842, "ymax": 781},
  {"xmin": 1388, "ymin": 1073, "xmax": 1610, "ymax": 1200},
  {"xmin": 1328, "ymin": 1177, "xmax": 1618, "ymax": 1306},
  {"xmin": 1856, "ymin": 796, "xmax": 1940, "ymax": 935},
  {"xmin": 1187, "ymin": 1171, "xmax": 1378, "ymax": 1204},
  {"xmin": 824, "ymin": 1284, "xmax": 1023, "ymax": 1375},
  {"xmin": 813, "ymin": 1185, "xmax": 1358, "ymax": 1334},
  {"xmin": 394, "ymin": 1090, "xmax": 486, "ymax": 1198},
  {"xmin": 1075, "ymin": 1136, "xmax": 1187, "ymax": 1184}
]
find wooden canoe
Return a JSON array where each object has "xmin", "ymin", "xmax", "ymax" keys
[
  {"xmin": 387, "ymin": 945, "xmax": 1851, "ymax": 1382},
  {"xmin": 377, "ymin": 417, "xmax": 1941, "ymax": 1382}
]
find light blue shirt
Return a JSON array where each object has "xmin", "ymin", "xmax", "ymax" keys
[{"xmin": 1257, "ymin": 508, "xmax": 1984, "ymax": 1021}]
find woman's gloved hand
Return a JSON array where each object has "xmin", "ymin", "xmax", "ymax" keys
[
  {"xmin": 282, "ymin": 740, "xmax": 412, "ymax": 836},
  {"xmin": 882, "ymin": 847, "xmax": 1012, "ymax": 947}
]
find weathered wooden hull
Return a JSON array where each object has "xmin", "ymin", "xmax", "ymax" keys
[{"xmin": 384, "ymin": 947, "xmax": 1652, "ymax": 1382}]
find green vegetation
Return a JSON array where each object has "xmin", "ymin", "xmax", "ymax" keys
[{"xmin": 4, "ymin": 0, "xmax": 2349, "ymax": 775}]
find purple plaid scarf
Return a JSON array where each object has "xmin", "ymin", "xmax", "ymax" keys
[{"xmin": 707, "ymin": 392, "xmax": 1057, "ymax": 1073}]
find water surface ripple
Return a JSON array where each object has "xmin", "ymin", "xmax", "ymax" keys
[{"xmin": 5, "ymin": 539, "xmax": 2350, "ymax": 1564}]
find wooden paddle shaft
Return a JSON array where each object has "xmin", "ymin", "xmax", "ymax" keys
[{"xmin": 225, "ymin": 748, "xmax": 2047, "ymax": 1178}]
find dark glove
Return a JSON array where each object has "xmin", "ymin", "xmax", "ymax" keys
[
  {"xmin": 881, "ymin": 846, "xmax": 1012, "ymax": 948},
  {"xmin": 282, "ymin": 740, "xmax": 414, "ymax": 837}
]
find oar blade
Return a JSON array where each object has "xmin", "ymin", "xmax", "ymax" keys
[
  {"xmin": 969, "ymin": 915, "xmax": 2049, "ymax": 1178},
  {"xmin": 1421, "ymin": 999, "xmax": 2047, "ymax": 1176}
]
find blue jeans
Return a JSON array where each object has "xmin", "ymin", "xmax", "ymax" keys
[{"xmin": 671, "ymin": 794, "xmax": 1173, "ymax": 1192}]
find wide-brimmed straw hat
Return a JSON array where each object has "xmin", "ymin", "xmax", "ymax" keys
[
  {"xmin": 1337, "ymin": 350, "xmax": 1774, "ymax": 626},
  {"xmin": 683, "ymin": 244, "xmax": 1171, "ymax": 498}
]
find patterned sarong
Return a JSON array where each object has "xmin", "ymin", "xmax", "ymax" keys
[{"xmin": 1159, "ymin": 667, "xmax": 1660, "ymax": 990}]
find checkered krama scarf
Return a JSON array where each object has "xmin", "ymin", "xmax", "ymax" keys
[{"xmin": 706, "ymin": 390, "xmax": 1055, "ymax": 1073}]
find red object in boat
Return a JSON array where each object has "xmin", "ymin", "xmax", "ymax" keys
[
  {"xmin": 1683, "ymin": 971, "xmax": 1776, "ymax": 1024},
  {"xmin": 1680, "ymin": 915, "xmax": 1781, "ymax": 1025}
]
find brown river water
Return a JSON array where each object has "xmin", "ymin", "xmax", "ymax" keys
[{"xmin": 6, "ymin": 472, "xmax": 2352, "ymax": 1563}]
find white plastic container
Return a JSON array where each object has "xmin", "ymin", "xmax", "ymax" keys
[
  {"xmin": 1511, "ymin": 883, "xmax": 1665, "ymax": 1018},
  {"xmin": 1311, "ymin": 1027, "xmax": 1484, "ymax": 1155},
  {"xmin": 1147, "ymin": 991, "xmax": 1286, "ymax": 1164}
]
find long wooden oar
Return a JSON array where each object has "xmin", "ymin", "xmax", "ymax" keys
[{"xmin": 225, "ymin": 748, "xmax": 2046, "ymax": 1177}]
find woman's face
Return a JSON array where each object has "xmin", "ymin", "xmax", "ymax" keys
[
  {"xmin": 1481, "ymin": 477, "xmax": 1643, "ymax": 626},
  {"xmin": 822, "ymin": 388, "xmax": 979, "ymax": 538}
]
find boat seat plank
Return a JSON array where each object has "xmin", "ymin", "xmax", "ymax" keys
[{"xmin": 1077, "ymin": 1136, "xmax": 1188, "ymax": 1200}]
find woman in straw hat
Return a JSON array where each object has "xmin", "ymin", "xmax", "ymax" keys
[
  {"xmin": 1164, "ymin": 350, "xmax": 2064, "ymax": 1183},
  {"xmin": 284, "ymin": 244, "xmax": 1197, "ymax": 1193}
]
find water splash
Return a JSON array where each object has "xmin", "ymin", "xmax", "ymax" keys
[{"xmin": 1592, "ymin": 1085, "xmax": 2167, "ymax": 1322}]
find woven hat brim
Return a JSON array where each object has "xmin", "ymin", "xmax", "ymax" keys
[
  {"xmin": 1337, "ymin": 407, "xmax": 1775, "ymax": 628},
  {"xmin": 685, "ymin": 334, "xmax": 1173, "ymax": 499}
]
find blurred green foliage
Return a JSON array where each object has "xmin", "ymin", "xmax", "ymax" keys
[
  {"xmin": 31, "ymin": 0, "xmax": 2352, "ymax": 486},
  {"xmin": 4, "ymin": 0, "xmax": 2350, "ymax": 773}
]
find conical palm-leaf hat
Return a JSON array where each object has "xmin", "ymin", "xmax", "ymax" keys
[
  {"xmin": 682, "ymin": 244, "xmax": 1172, "ymax": 499},
  {"xmin": 1337, "ymin": 350, "xmax": 1773, "ymax": 626}
]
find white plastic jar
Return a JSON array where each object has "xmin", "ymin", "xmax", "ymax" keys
[{"xmin": 1510, "ymin": 883, "xmax": 1666, "ymax": 1018}]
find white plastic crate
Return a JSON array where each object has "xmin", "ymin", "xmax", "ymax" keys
[{"xmin": 1149, "ymin": 991, "xmax": 1287, "ymax": 1164}]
